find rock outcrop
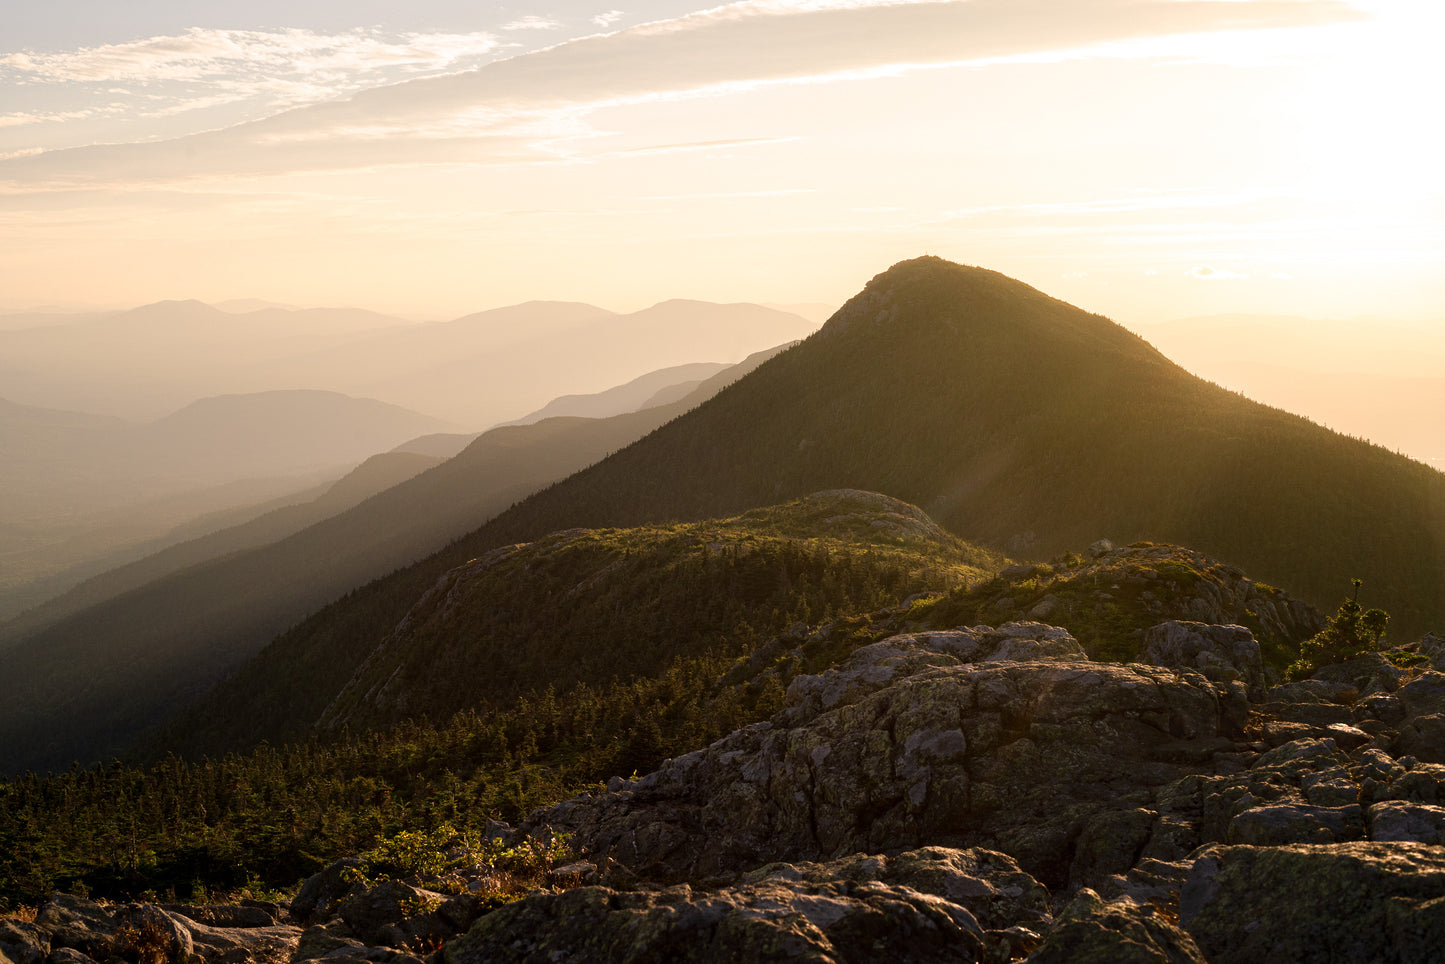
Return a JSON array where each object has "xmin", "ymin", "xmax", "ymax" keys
[
  {"xmin": 18, "ymin": 621, "xmax": 1445, "ymax": 964},
  {"xmin": 444, "ymin": 847, "xmax": 1048, "ymax": 964},
  {"xmin": 484, "ymin": 627, "xmax": 1445, "ymax": 962},
  {"xmin": 2, "ymin": 894, "xmax": 299, "ymax": 964},
  {"xmin": 1141, "ymin": 621, "xmax": 1265, "ymax": 693},
  {"xmin": 523, "ymin": 623, "xmax": 1238, "ymax": 889}
]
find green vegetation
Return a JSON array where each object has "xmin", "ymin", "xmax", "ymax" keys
[
  {"xmin": 159, "ymin": 491, "xmax": 1000, "ymax": 756},
  {"xmin": 903, "ymin": 543, "xmax": 1321, "ymax": 670},
  {"xmin": 0, "ymin": 649, "xmax": 781, "ymax": 910},
  {"xmin": 343, "ymin": 824, "xmax": 574, "ymax": 898},
  {"xmin": 1286, "ymin": 580, "xmax": 1390, "ymax": 680},
  {"xmin": 0, "ymin": 504, "xmax": 1355, "ymax": 913},
  {"xmin": 0, "ymin": 493, "xmax": 997, "ymax": 908}
]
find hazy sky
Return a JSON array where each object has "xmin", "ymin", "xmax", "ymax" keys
[{"xmin": 2, "ymin": 0, "xmax": 1440, "ymax": 321}]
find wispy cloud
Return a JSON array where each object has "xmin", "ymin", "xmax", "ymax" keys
[
  {"xmin": 0, "ymin": 28, "xmax": 502, "ymax": 120},
  {"xmin": 1, "ymin": 28, "xmax": 501, "ymax": 84},
  {"xmin": 503, "ymin": 17, "xmax": 564, "ymax": 31},
  {"xmin": 0, "ymin": 0, "xmax": 1361, "ymax": 188},
  {"xmin": 0, "ymin": 106, "xmax": 126, "ymax": 128},
  {"xmin": 591, "ymin": 11, "xmax": 627, "ymax": 27}
]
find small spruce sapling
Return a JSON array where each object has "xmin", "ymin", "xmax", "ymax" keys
[{"xmin": 1286, "ymin": 579, "xmax": 1389, "ymax": 680}]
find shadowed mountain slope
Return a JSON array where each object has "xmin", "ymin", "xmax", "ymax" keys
[
  {"xmin": 343, "ymin": 299, "xmax": 818, "ymax": 426},
  {"xmin": 151, "ymin": 257, "xmax": 1445, "ymax": 762},
  {"xmin": 0, "ymin": 347, "xmax": 792, "ymax": 774},
  {"xmin": 503, "ymin": 361, "xmax": 732, "ymax": 425},
  {"xmin": 1, "ymin": 390, "xmax": 451, "ymax": 522},
  {"xmin": 0, "ymin": 391, "xmax": 451, "ymax": 621},
  {"xmin": 312, "ymin": 490, "xmax": 1001, "ymax": 736},
  {"xmin": 0, "ymin": 451, "xmax": 443, "ymax": 641}
]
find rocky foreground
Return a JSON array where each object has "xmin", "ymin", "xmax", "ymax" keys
[{"xmin": 6, "ymin": 621, "xmax": 1445, "ymax": 963}]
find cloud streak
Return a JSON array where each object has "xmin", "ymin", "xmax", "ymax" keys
[
  {"xmin": 0, "ymin": 27, "xmax": 503, "ymax": 126},
  {"xmin": 0, "ymin": 0, "xmax": 1361, "ymax": 188},
  {"xmin": 502, "ymin": 17, "xmax": 564, "ymax": 31},
  {"xmin": 2, "ymin": 28, "xmax": 502, "ymax": 84}
]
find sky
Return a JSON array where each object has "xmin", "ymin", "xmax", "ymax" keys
[{"xmin": 1, "ymin": 0, "xmax": 1441, "ymax": 322}]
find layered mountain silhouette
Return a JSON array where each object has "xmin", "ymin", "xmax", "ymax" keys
[
  {"xmin": 1, "ymin": 390, "xmax": 449, "ymax": 521},
  {"xmin": 0, "ymin": 347, "xmax": 792, "ymax": 773},
  {"xmin": 0, "ymin": 451, "xmax": 443, "ymax": 641},
  {"xmin": 329, "ymin": 300, "xmax": 819, "ymax": 426},
  {"xmin": 0, "ymin": 390, "xmax": 450, "ymax": 619},
  {"xmin": 0, "ymin": 298, "xmax": 818, "ymax": 427},
  {"xmin": 0, "ymin": 301, "xmax": 411, "ymax": 419},
  {"xmin": 151, "ymin": 256, "xmax": 1445, "ymax": 765},
  {"xmin": 502, "ymin": 362, "xmax": 731, "ymax": 425}
]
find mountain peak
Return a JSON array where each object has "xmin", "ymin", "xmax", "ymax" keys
[
  {"xmin": 864, "ymin": 255, "xmax": 1022, "ymax": 291},
  {"xmin": 814, "ymin": 256, "xmax": 1135, "ymax": 368}
]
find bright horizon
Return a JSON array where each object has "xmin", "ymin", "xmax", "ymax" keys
[{"xmin": 2, "ymin": 0, "xmax": 1441, "ymax": 324}]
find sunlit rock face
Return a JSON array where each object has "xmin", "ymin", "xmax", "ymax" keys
[{"xmin": 523, "ymin": 623, "xmax": 1236, "ymax": 888}]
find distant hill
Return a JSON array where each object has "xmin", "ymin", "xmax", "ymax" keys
[
  {"xmin": 0, "ymin": 346, "xmax": 792, "ymax": 773},
  {"xmin": 0, "ymin": 298, "xmax": 818, "ymax": 429},
  {"xmin": 0, "ymin": 472, "xmax": 337, "ymax": 627},
  {"xmin": 148, "ymin": 257, "xmax": 1445, "ymax": 766},
  {"xmin": 0, "ymin": 390, "xmax": 450, "ymax": 624},
  {"xmin": 503, "ymin": 362, "xmax": 732, "ymax": 425},
  {"xmin": 132, "ymin": 390, "xmax": 453, "ymax": 488},
  {"xmin": 0, "ymin": 390, "xmax": 450, "ymax": 521},
  {"xmin": 330, "ymin": 300, "xmax": 819, "ymax": 426},
  {"xmin": 0, "ymin": 301, "xmax": 414, "ymax": 418},
  {"xmin": 389, "ymin": 433, "xmax": 483, "ymax": 459},
  {"xmin": 0, "ymin": 450, "xmax": 443, "ymax": 641},
  {"xmin": 764, "ymin": 303, "xmax": 839, "ymax": 325}
]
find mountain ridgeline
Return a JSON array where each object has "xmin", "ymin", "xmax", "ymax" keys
[{"xmin": 154, "ymin": 257, "xmax": 1445, "ymax": 764}]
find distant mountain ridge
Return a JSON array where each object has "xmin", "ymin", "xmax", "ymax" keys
[
  {"xmin": 0, "ymin": 390, "xmax": 451, "ymax": 521},
  {"xmin": 502, "ymin": 362, "xmax": 732, "ymax": 426},
  {"xmin": 6, "ymin": 258, "xmax": 1443, "ymax": 775},
  {"xmin": 0, "ymin": 390, "xmax": 451, "ymax": 620},
  {"xmin": 0, "ymin": 450, "xmax": 443, "ymax": 641},
  {"xmin": 0, "ymin": 297, "xmax": 818, "ymax": 426}
]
